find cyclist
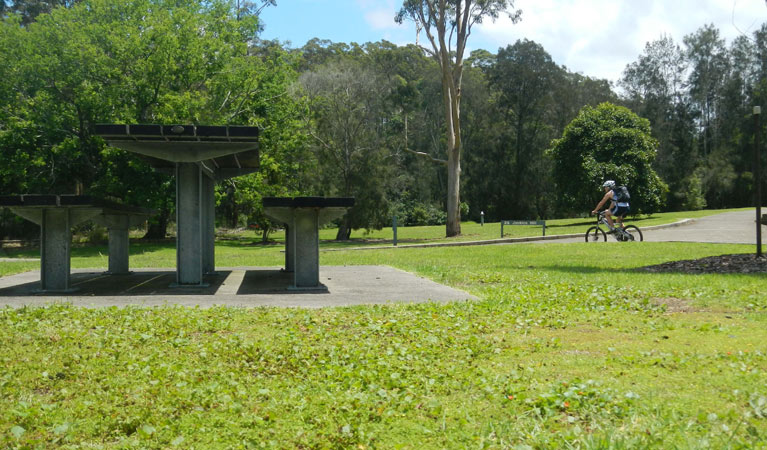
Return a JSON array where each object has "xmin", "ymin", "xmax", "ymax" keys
[{"xmin": 591, "ymin": 180, "xmax": 630, "ymax": 232}]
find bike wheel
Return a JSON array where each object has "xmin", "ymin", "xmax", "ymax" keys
[
  {"xmin": 585, "ymin": 226, "xmax": 606, "ymax": 242},
  {"xmin": 622, "ymin": 225, "xmax": 643, "ymax": 242}
]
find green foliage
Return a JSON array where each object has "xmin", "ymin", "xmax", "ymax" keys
[
  {"xmin": 0, "ymin": 0, "xmax": 305, "ymax": 238},
  {"xmin": 391, "ymin": 195, "xmax": 446, "ymax": 226},
  {"xmin": 548, "ymin": 102, "xmax": 668, "ymax": 215},
  {"xmin": 2, "ymin": 3, "xmax": 765, "ymax": 238},
  {"xmin": 299, "ymin": 59, "xmax": 394, "ymax": 237},
  {"xmin": 1, "ymin": 239, "xmax": 766, "ymax": 447}
]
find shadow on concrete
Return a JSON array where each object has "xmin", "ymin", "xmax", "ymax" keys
[
  {"xmin": 236, "ymin": 270, "xmax": 327, "ymax": 295},
  {"xmin": 0, "ymin": 271, "xmax": 228, "ymax": 297},
  {"xmin": 0, "ymin": 269, "xmax": 336, "ymax": 297}
]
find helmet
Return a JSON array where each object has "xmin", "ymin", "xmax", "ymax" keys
[{"xmin": 602, "ymin": 180, "xmax": 616, "ymax": 189}]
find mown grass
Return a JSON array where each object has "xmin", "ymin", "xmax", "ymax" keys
[
  {"xmin": 1, "ymin": 211, "xmax": 766, "ymax": 448},
  {"xmin": 226, "ymin": 207, "xmax": 749, "ymax": 248}
]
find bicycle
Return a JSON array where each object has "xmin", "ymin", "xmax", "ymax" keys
[{"xmin": 585, "ymin": 211, "xmax": 643, "ymax": 242}]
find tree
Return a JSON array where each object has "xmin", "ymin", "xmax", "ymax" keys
[
  {"xmin": 0, "ymin": 0, "xmax": 300, "ymax": 239},
  {"xmin": 3, "ymin": 0, "xmax": 80, "ymax": 25},
  {"xmin": 547, "ymin": 102, "xmax": 667, "ymax": 215},
  {"xmin": 621, "ymin": 35, "xmax": 701, "ymax": 210},
  {"xmin": 487, "ymin": 40, "xmax": 559, "ymax": 218},
  {"xmin": 396, "ymin": 0, "xmax": 520, "ymax": 236},
  {"xmin": 685, "ymin": 25, "xmax": 730, "ymax": 158},
  {"xmin": 299, "ymin": 60, "xmax": 393, "ymax": 240}
]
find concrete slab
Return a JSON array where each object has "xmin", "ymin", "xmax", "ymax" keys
[{"xmin": 0, "ymin": 265, "xmax": 475, "ymax": 309}]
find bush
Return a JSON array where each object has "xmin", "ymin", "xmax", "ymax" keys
[{"xmin": 391, "ymin": 201, "xmax": 446, "ymax": 226}]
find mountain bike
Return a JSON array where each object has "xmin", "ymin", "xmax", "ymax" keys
[{"xmin": 585, "ymin": 211, "xmax": 643, "ymax": 242}]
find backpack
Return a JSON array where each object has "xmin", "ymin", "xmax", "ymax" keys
[{"xmin": 614, "ymin": 185, "xmax": 630, "ymax": 203}]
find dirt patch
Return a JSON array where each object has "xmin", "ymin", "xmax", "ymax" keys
[
  {"xmin": 652, "ymin": 297, "xmax": 701, "ymax": 313},
  {"xmin": 638, "ymin": 254, "xmax": 767, "ymax": 274}
]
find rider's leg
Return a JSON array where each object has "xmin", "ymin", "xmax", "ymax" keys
[{"xmin": 605, "ymin": 209, "xmax": 615, "ymax": 228}]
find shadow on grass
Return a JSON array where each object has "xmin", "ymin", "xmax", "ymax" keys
[
  {"xmin": 216, "ymin": 239, "xmax": 283, "ymax": 249},
  {"xmin": 534, "ymin": 264, "xmax": 766, "ymax": 277},
  {"xmin": 545, "ymin": 215, "xmax": 659, "ymax": 229}
]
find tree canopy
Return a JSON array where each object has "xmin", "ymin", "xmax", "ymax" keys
[
  {"xmin": 548, "ymin": 102, "xmax": 667, "ymax": 215},
  {"xmin": 2, "ymin": 1, "xmax": 766, "ymax": 240}
]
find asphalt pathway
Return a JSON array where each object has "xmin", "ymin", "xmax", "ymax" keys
[
  {"xmin": 641, "ymin": 209, "xmax": 764, "ymax": 244},
  {"xmin": 547, "ymin": 209, "xmax": 765, "ymax": 244}
]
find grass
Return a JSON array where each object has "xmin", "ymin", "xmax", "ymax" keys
[
  {"xmin": 243, "ymin": 207, "xmax": 749, "ymax": 248},
  {"xmin": 1, "ymin": 209, "xmax": 766, "ymax": 448}
]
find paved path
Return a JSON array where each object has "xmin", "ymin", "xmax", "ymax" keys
[
  {"xmin": 642, "ymin": 210, "xmax": 764, "ymax": 244},
  {"xmin": 546, "ymin": 209, "xmax": 765, "ymax": 244}
]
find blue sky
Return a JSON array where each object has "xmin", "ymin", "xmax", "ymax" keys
[{"xmin": 259, "ymin": 0, "xmax": 767, "ymax": 84}]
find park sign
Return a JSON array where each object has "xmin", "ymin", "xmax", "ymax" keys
[{"xmin": 501, "ymin": 220, "xmax": 547, "ymax": 237}]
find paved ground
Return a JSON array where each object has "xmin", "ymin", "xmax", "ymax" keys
[
  {"xmin": 545, "ymin": 209, "xmax": 765, "ymax": 244},
  {"xmin": 0, "ymin": 210, "xmax": 762, "ymax": 308},
  {"xmin": 642, "ymin": 210, "xmax": 764, "ymax": 243},
  {"xmin": 0, "ymin": 266, "xmax": 476, "ymax": 309}
]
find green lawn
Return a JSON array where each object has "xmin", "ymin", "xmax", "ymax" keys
[
  {"xmin": 1, "ymin": 210, "xmax": 766, "ymax": 448},
  {"xmin": 254, "ymin": 207, "xmax": 750, "ymax": 248}
]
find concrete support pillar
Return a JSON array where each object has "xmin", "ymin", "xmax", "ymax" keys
[
  {"xmin": 105, "ymin": 216, "xmax": 131, "ymax": 275},
  {"xmin": 201, "ymin": 174, "xmax": 216, "ymax": 274},
  {"xmin": 40, "ymin": 208, "xmax": 72, "ymax": 292},
  {"xmin": 175, "ymin": 162, "xmax": 205, "ymax": 286},
  {"xmin": 292, "ymin": 208, "xmax": 320, "ymax": 288},
  {"xmin": 284, "ymin": 225, "xmax": 295, "ymax": 273}
]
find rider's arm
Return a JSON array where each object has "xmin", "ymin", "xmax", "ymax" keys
[{"xmin": 591, "ymin": 191, "xmax": 613, "ymax": 214}]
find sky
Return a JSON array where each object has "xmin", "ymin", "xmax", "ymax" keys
[{"xmin": 259, "ymin": 0, "xmax": 767, "ymax": 84}]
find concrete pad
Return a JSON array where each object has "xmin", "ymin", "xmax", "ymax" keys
[{"xmin": 0, "ymin": 265, "xmax": 475, "ymax": 309}]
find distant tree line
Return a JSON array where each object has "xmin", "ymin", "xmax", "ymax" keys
[{"xmin": 1, "ymin": 0, "xmax": 765, "ymax": 240}]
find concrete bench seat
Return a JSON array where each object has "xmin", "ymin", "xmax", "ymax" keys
[
  {"xmin": 263, "ymin": 197, "xmax": 354, "ymax": 289},
  {"xmin": 0, "ymin": 195, "xmax": 155, "ymax": 292}
]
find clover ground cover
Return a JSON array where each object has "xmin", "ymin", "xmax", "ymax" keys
[{"xmin": 0, "ymin": 239, "xmax": 765, "ymax": 448}]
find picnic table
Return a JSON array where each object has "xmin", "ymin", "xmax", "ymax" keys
[
  {"xmin": 95, "ymin": 124, "xmax": 259, "ymax": 287},
  {"xmin": 0, "ymin": 195, "xmax": 155, "ymax": 292},
  {"xmin": 263, "ymin": 197, "xmax": 355, "ymax": 289}
]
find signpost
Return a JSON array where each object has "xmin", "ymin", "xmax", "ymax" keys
[
  {"xmin": 755, "ymin": 106, "xmax": 763, "ymax": 258},
  {"xmin": 501, "ymin": 220, "xmax": 546, "ymax": 238}
]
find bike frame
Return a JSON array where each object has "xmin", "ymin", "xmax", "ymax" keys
[{"xmin": 595, "ymin": 212, "xmax": 633, "ymax": 241}]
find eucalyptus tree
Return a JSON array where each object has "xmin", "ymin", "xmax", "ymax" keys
[
  {"xmin": 396, "ymin": 0, "xmax": 521, "ymax": 236},
  {"xmin": 684, "ymin": 25, "xmax": 730, "ymax": 158},
  {"xmin": 299, "ymin": 61, "xmax": 394, "ymax": 239},
  {"xmin": 461, "ymin": 50, "xmax": 509, "ymax": 221},
  {"xmin": 363, "ymin": 41, "xmax": 448, "ymax": 221}
]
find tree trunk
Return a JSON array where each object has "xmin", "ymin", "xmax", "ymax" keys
[
  {"xmin": 335, "ymin": 218, "xmax": 351, "ymax": 241},
  {"xmin": 443, "ymin": 69, "xmax": 462, "ymax": 237},
  {"xmin": 446, "ymin": 146, "xmax": 461, "ymax": 236},
  {"xmin": 143, "ymin": 209, "xmax": 169, "ymax": 240}
]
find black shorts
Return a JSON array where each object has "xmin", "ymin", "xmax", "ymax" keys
[{"xmin": 611, "ymin": 205, "xmax": 630, "ymax": 218}]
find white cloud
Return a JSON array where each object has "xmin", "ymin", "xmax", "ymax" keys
[
  {"xmin": 474, "ymin": 0, "xmax": 767, "ymax": 83},
  {"xmin": 365, "ymin": 8, "xmax": 399, "ymax": 30}
]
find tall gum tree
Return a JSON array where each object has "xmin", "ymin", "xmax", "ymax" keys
[{"xmin": 396, "ymin": 0, "xmax": 520, "ymax": 236}]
